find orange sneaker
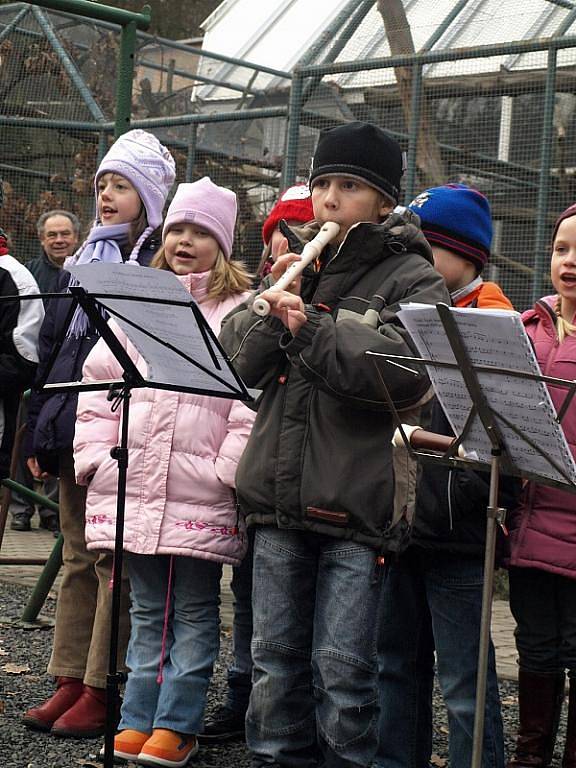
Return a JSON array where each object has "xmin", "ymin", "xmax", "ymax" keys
[
  {"xmin": 138, "ymin": 728, "xmax": 199, "ymax": 767},
  {"xmin": 98, "ymin": 729, "xmax": 150, "ymax": 762}
]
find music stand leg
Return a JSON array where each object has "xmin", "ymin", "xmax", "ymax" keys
[
  {"xmin": 102, "ymin": 386, "xmax": 131, "ymax": 768},
  {"xmin": 471, "ymin": 449, "xmax": 506, "ymax": 768}
]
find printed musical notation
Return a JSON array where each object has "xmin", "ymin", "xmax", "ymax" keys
[
  {"xmin": 398, "ymin": 304, "xmax": 576, "ymax": 486},
  {"xmin": 68, "ymin": 263, "xmax": 244, "ymax": 396}
]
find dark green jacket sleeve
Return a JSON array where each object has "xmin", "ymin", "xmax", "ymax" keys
[{"xmin": 280, "ymin": 258, "xmax": 449, "ymax": 410}]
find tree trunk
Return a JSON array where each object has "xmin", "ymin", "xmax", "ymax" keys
[{"xmin": 377, "ymin": 0, "xmax": 445, "ymax": 191}]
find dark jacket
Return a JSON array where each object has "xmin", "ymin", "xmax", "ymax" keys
[
  {"xmin": 410, "ymin": 279, "xmax": 520, "ymax": 556},
  {"xmin": 409, "ymin": 404, "xmax": 520, "ymax": 555},
  {"xmin": 25, "ymin": 251, "xmax": 62, "ymax": 300},
  {"xmin": 25, "ymin": 240, "xmax": 158, "ymax": 476},
  {"xmin": 219, "ymin": 211, "xmax": 450, "ymax": 552},
  {"xmin": 0, "ymin": 254, "xmax": 43, "ymax": 478}
]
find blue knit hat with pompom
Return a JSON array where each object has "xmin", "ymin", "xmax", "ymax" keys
[{"xmin": 409, "ymin": 183, "xmax": 492, "ymax": 271}]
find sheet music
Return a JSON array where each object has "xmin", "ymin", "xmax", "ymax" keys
[
  {"xmin": 397, "ymin": 303, "xmax": 576, "ymax": 486},
  {"xmin": 68, "ymin": 263, "xmax": 245, "ymax": 396}
]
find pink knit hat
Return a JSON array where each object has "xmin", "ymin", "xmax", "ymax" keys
[
  {"xmin": 262, "ymin": 184, "xmax": 314, "ymax": 245},
  {"xmin": 162, "ymin": 177, "xmax": 237, "ymax": 259}
]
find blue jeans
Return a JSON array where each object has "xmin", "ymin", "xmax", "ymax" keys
[
  {"xmin": 227, "ymin": 527, "xmax": 254, "ymax": 713},
  {"xmin": 376, "ymin": 550, "xmax": 504, "ymax": 768},
  {"xmin": 120, "ymin": 552, "xmax": 222, "ymax": 735},
  {"xmin": 247, "ymin": 527, "xmax": 383, "ymax": 768}
]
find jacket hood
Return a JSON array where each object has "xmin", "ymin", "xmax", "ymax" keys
[
  {"xmin": 282, "ymin": 207, "xmax": 434, "ymax": 267},
  {"xmin": 521, "ymin": 294, "xmax": 558, "ymax": 330}
]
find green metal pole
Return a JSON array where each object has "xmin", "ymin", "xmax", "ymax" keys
[
  {"xmin": 31, "ymin": 6, "xmax": 106, "ymax": 122},
  {"xmin": 19, "ymin": 536, "xmax": 63, "ymax": 625},
  {"xmin": 29, "ymin": 0, "xmax": 151, "ymax": 30},
  {"xmin": 301, "ymin": 0, "xmax": 374, "ymax": 101},
  {"xmin": 401, "ymin": 1, "xmax": 472, "ymax": 204},
  {"xmin": 282, "ymin": 68, "xmax": 304, "ymax": 188},
  {"xmin": 0, "ymin": 479, "xmax": 62, "ymax": 625},
  {"xmin": 404, "ymin": 63, "xmax": 423, "ymax": 205},
  {"xmin": 186, "ymin": 123, "xmax": 198, "ymax": 183},
  {"xmin": 115, "ymin": 19, "xmax": 138, "ymax": 137},
  {"xmin": 0, "ymin": 5, "xmax": 30, "ymax": 44},
  {"xmin": 532, "ymin": 46, "xmax": 558, "ymax": 303},
  {"xmin": 422, "ymin": 0, "xmax": 472, "ymax": 51},
  {"xmin": 2, "ymin": 479, "xmax": 59, "ymax": 514},
  {"xmin": 299, "ymin": 34, "xmax": 576, "ymax": 77}
]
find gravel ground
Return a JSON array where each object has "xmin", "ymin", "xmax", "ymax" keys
[{"xmin": 0, "ymin": 580, "xmax": 568, "ymax": 768}]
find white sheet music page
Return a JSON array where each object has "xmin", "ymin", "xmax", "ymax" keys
[
  {"xmin": 68, "ymin": 263, "xmax": 243, "ymax": 396},
  {"xmin": 397, "ymin": 303, "xmax": 576, "ymax": 486}
]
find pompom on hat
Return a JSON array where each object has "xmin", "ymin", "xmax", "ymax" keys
[
  {"xmin": 262, "ymin": 185, "xmax": 314, "ymax": 245},
  {"xmin": 162, "ymin": 177, "xmax": 237, "ymax": 260},
  {"xmin": 408, "ymin": 183, "xmax": 492, "ymax": 271},
  {"xmin": 309, "ymin": 121, "xmax": 405, "ymax": 203}
]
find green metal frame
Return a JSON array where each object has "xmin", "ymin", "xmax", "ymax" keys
[
  {"xmin": 1, "ymin": 2, "xmax": 576, "ymax": 297},
  {"xmin": 28, "ymin": 0, "xmax": 151, "ymax": 136},
  {"xmin": 1, "ymin": 479, "xmax": 62, "ymax": 626},
  {"xmin": 285, "ymin": 30, "xmax": 576, "ymax": 285}
]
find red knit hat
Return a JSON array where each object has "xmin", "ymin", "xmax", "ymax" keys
[{"xmin": 262, "ymin": 185, "xmax": 314, "ymax": 245}]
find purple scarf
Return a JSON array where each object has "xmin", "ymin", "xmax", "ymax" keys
[{"xmin": 65, "ymin": 223, "xmax": 133, "ymax": 337}]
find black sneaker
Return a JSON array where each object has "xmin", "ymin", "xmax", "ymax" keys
[
  {"xmin": 10, "ymin": 513, "xmax": 31, "ymax": 531},
  {"xmin": 39, "ymin": 515, "xmax": 59, "ymax": 534},
  {"xmin": 198, "ymin": 705, "xmax": 246, "ymax": 744}
]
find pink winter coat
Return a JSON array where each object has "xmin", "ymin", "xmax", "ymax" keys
[
  {"xmin": 507, "ymin": 295, "xmax": 576, "ymax": 579},
  {"xmin": 74, "ymin": 272, "xmax": 254, "ymax": 566}
]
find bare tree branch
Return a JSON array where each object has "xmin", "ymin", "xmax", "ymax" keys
[{"xmin": 377, "ymin": 0, "xmax": 445, "ymax": 190}]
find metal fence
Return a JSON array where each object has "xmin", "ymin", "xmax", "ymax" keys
[
  {"xmin": 280, "ymin": 2, "xmax": 576, "ymax": 310},
  {"xmin": 0, "ymin": 2, "xmax": 291, "ymax": 272},
  {"xmin": 2, "ymin": 1, "xmax": 576, "ymax": 306}
]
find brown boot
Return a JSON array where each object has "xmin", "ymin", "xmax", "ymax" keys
[
  {"xmin": 22, "ymin": 677, "xmax": 84, "ymax": 732},
  {"xmin": 563, "ymin": 678, "xmax": 576, "ymax": 768},
  {"xmin": 50, "ymin": 685, "xmax": 109, "ymax": 738},
  {"xmin": 508, "ymin": 669, "xmax": 565, "ymax": 768}
]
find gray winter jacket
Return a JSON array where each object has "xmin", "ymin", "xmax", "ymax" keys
[{"xmin": 219, "ymin": 210, "xmax": 449, "ymax": 552}]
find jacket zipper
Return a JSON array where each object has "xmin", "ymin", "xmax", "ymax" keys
[{"xmin": 447, "ymin": 470, "xmax": 454, "ymax": 531}]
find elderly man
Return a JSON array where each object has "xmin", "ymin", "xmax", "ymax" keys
[
  {"xmin": 9, "ymin": 209, "xmax": 80, "ymax": 533},
  {"xmin": 26, "ymin": 210, "xmax": 81, "ymax": 298}
]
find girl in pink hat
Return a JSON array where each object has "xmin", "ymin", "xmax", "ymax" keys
[{"xmin": 74, "ymin": 177, "xmax": 255, "ymax": 767}]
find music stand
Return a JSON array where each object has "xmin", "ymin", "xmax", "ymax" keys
[
  {"xmin": 367, "ymin": 302, "xmax": 576, "ymax": 768},
  {"xmin": 33, "ymin": 264, "xmax": 253, "ymax": 768}
]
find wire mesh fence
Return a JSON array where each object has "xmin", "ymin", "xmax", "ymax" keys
[
  {"xmin": 2, "ymin": 1, "xmax": 576, "ymax": 305},
  {"xmin": 281, "ymin": 1, "xmax": 576, "ymax": 311},
  {"xmin": 0, "ymin": 3, "xmax": 292, "ymax": 272}
]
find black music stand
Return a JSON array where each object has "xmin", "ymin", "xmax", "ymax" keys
[
  {"xmin": 33, "ymin": 268, "xmax": 252, "ymax": 768},
  {"xmin": 367, "ymin": 302, "xmax": 576, "ymax": 768}
]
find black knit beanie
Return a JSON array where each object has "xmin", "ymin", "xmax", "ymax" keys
[{"xmin": 309, "ymin": 122, "xmax": 404, "ymax": 203}]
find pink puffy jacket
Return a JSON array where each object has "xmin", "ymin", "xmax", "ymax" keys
[
  {"xmin": 74, "ymin": 272, "xmax": 254, "ymax": 566},
  {"xmin": 506, "ymin": 295, "xmax": 576, "ymax": 580}
]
